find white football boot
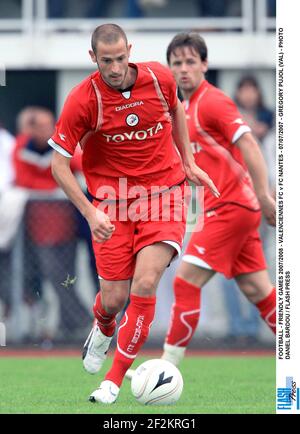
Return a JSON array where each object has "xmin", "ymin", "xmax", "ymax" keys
[
  {"xmin": 82, "ymin": 323, "xmax": 113, "ymax": 374},
  {"xmin": 89, "ymin": 380, "xmax": 120, "ymax": 404}
]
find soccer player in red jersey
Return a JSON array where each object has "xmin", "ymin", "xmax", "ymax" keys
[
  {"xmin": 49, "ymin": 24, "xmax": 218, "ymax": 404},
  {"xmin": 156, "ymin": 32, "xmax": 276, "ymax": 367}
]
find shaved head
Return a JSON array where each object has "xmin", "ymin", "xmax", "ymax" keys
[{"xmin": 91, "ymin": 23, "xmax": 128, "ymax": 53}]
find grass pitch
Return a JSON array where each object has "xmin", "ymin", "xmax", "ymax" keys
[{"xmin": 0, "ymin": 354, "xmax": 275, "ymax": 414}]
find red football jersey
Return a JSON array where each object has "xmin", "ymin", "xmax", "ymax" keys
[
  {"xmin": 185, "ymin": 79, "xmax": 260, "ymax": 211},
  {"xmin": 49, "ymin": 62, "xmax": 186, "ymax": 199}
]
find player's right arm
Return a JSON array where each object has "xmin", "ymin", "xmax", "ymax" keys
[
  {"xmin": 51, "ymin": 152, "xmax": 115, "ymax": 242},
  {"xmin": 49, "ymin": 90, "xmax": 114, "ymax": 242},
  {"xmin": 236, "ymin": 132, "xmax": 275, "ymax": 226}
]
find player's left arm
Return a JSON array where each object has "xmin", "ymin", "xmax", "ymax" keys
[
  {"xmin": 171, "ymin": 99, "xmax": 220, "ymax": 198},
  {"xmin": 236, "ymin": 132, "xmax": 275, "ymax": 226}
]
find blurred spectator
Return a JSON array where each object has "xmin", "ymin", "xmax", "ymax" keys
[
  {"xmin": 16, "ymin": 106, "xmax": 40, "ymax": 136},
  {"xmin": 15, "ymin": 106, "xmax": 45, "ymax": 314},
  {"xmin": 13, "ymin": 107, "xmax": 92, "ymax": 339},
  {"xmin": 234, "ymin": 76, "xmax": 274, "ymax": 142},
  {"xmin": 234, "ymin": 78, "xmax": 275, "ymax": 210},
  {"xmin": 16, "ymin": 107, "xmax": 98, "ymax": 295},
  {"xmin": 0, "ymin": 123, "xmax": 15, "ymax": 318}
]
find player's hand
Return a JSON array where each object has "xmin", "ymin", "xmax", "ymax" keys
[
  {"xmin": 259, "ymin": 193, "xmax": 276, "ymax": 226},
  {"xmin": 86, "ymin": 207, "xmax": 115, "ymax": 243},
  {"xmin": 185, "ymin": 163, "xmax": 220, "ymax": 198}
]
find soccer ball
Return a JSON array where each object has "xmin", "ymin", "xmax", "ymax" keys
[{"xmin": 131, "ymin": 359, "xmax": 183, "ymax": 405}]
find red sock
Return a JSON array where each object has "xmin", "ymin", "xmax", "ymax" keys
[
  {"xmin": 105, "ymin": 293, "xmax": 156, "ymax": 387},
  {"xmin": 93, "ymin": 292, "xmax": 116, "ymax": 337},
  {"xmin": 255, "ymin": 287, "xmax": 276, "ymax": 334},
  {"xmin": 165, "ymin": 276, "xmax": 201, "ymax": 347}
]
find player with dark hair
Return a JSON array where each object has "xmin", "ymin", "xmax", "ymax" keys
[
  {"xmin": 161, "ymin": 32, "xmax": 276, "ymax": 366},
  {"xmin": 49, "ymin": 24, "xmax": 218, "ymax": 404},
  {"xmin": 125, "ymin": 32, "xmax": 276, "ymax": 378}
]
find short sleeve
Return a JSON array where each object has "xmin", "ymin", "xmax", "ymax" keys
[
  {"xmin": 49, "ymin": 93, "xmax": 91, "ymax": 157},
  {"xmin": 201, "ymin": 91, "xmax": 251, "ymax": 143}
]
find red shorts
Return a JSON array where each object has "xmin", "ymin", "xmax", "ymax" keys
[
  {"xmin": 92, "ymin": 182, "xmax": 189, "ymax": 280},
  {"xmin": 183, "ymin": 204, "xmax": 267, "ymax": 279}
]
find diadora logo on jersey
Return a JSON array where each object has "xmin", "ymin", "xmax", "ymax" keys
[
  {"xmin": 115, "ymin": 101, "xmax": 144, "ymax": 112},
  {"xmin": 126, "ymin": 113, "xmax": 139, "ymax": 127},
  {"xmin": 59, "ymin": 133, "xmax": 66, "ymax": 141},
  {"xmin": 232, "ymin": 118, "xmax": 244, "ymax": 125},
  {"xmin": 102, "ymin": 122, "xmax": 163, "ymax": 143},
  {"xmin": 194, "ymin": 245, "xmax": 205, "ymax": 255}
]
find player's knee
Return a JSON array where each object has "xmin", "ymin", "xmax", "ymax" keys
[
  {"xmin": 176, "ymin": 259, "xmax": 215, "ymax": 287},
  {"xmin": 238, "ymin": 280, "xmax": 254, "ymax": 295},
  {"xmin": 131, "ymin": 274, "xmax": 157, "ymax": 296},
  {"xmin": 238, "ymin": 280, "xmax": 262, "ymax": 304},
  {"xmin": 102, "ymin": 294, "xmax": 127, "ymax": 315}
]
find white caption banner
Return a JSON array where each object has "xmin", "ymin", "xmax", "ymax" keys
[{"xmin": 276, "ymin": 0, "xmax": 300, "ymax": 414}]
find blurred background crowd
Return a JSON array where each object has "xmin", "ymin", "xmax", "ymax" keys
[{"xmin": 0, "ymin": 0, "xmax": 276, "ymax": 349}]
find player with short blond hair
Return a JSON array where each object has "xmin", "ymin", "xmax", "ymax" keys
[{"xmin": 49, "ymin": 24, "xmax": 218, "ymax": 404}]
